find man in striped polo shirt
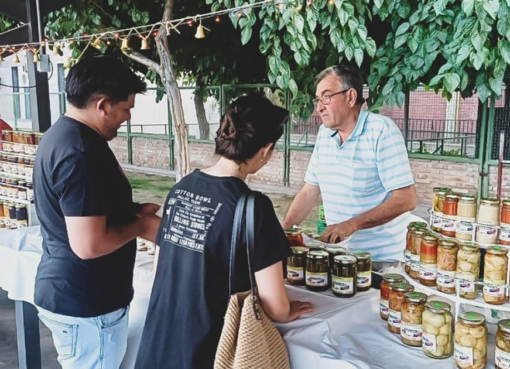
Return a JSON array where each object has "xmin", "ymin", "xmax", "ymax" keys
[{"xmin": 283, "ymin": 65, "xmax": 416, "ymax": 261}]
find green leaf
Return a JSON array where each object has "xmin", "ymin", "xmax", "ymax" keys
[
  {"xmin": 433, "ymin": 0, "xmax": 447, "ymax": 15},
  {"xmin": 241, "ymin": 27, "xmax": 252, "ymax": 45},
  {"xmin": 354, "ymin": 48, "xmax": 364, "ymax": 67},
  {"xmin": 365, "ymin": 38, "xmax": 377, "ymax": 57},
  {"xmin": 382, "ymin": 78, "xmax": 395, "ymax": 95},
  {"xmin": 456, "ymin": 45, "xmax": 471, "ymax": 64},
  {"xmin": 500, "ymin": 40, "xmax": 510, "ymax": 64},
  {"xmin": 268, "ymin": 56, "xmax": 278, "ymax": 75},
  {"xmin": 357, "ymin": 25, "xmax": 368, "ymax": 41},
  {"xmin": 443, "ymin": 73, "xmax": 461, "ymax": 92},
  {"xmin": 394, "ymin": 34, "xmax": 407, "ymax": 48},
  {"xmin": 476, "ymin": 73, "xmax": 490, "ymax": 102},
  {"xmin": 338, "ymin": 8, "xmax": 349, "ymax": 27},
  {"xmin": 294, "ymin": 14, "xmax": 305, "ymax": 34},
  {"xmin": 396, "ymin": 91, "xmax": 405, "ymax": 107},
  {"xmin": 374, "ymin": 0, "xmax": 384, "ymax": 10},
  {"xmin": 289, "ymin": 78, "xmax": 298, "ymax": 98},
  {"xmin": 395, "ymin": 22, "xmax": 410, "ymax": 36},
  {"xmin": 471, "ymin": 33, "xmax": 482, "ymax": 52},
  {"xmin": 345, "ymin": 46, "xmax": 354, "ymax": 60},
  {"xmin": 483, "ymin": 0, "xmax": 499, "ymax": 19},
  {"xmin": 429, "ymin": 74, "xmax": 443, "ymax": 86},
  {"xmin": 407, "ymin": 37, "xmax": 419, "ymax": 53},
  {"xmin": 462, "ymin": 0, "xmax": 475, "ymax": 16},
  {"xmin": 294, "ymin": 50, "xmax": 302, "ymax": 65},
  {"xmin": 470, "ymin": 50, "xmax": 484, "ymax": 70},
  {"xmin": 460, "ymin": 71, "xmax": 469, "ymax": 90},
  {"xmin": 489, "ymin": 76, "xmax": 503, "ymax": 94},
  {"xmin": 343, "ymin": 3, "xmax": 355, "ymax": 16}
]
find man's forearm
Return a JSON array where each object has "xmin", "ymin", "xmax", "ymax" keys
[{"xmin": 282, "ymin": 184, "xmax": 320, "ymax": 229}]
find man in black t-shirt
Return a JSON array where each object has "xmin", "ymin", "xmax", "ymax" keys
[{"xmin": 33, "ymin": 55, "xmax": 160, "ymax": 369}]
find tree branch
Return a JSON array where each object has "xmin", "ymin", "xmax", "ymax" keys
[{"xmin": 124, "ymin": 50, "xmax": 162, "ymax": 75}]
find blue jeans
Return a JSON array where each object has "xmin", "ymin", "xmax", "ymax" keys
[{"xmin": 37, "ymin": 306, "xmax": 129, "ymax": 369}]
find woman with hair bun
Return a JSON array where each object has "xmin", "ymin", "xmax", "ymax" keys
[{"xmin": 135, "ymin": 93, "xmax": 314, "ymax": 369}]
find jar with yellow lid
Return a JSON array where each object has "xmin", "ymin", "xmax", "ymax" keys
[
  {"xmin": 456, "ymin": 243, "xmax": 480, "ymax": 300},
  {"xmin": 305, "ymin": 250, "xmax": 329, "ymax": 292},
  {"xmin": 422, "ymin": 301, "xmax": 453, "ymax": 359},
  {"xmin": 400, "ymin": 292, "xmax": 427, "ymax": 347},
  {"xmin": 287, "ymin": 246, "xmax": 309, "ymax": 286},
  {"xmin": 410, "ymin": 229, "xmax": 425, "ymax": 279},
  {"xmin": 433, "ymin": 187, "xmax": 450, "ymax": 215},
  {"xmin": 454, "ymin": 312, "xmax": 487, "ymax": 369},
  {"xmin": 458, "ymin": 195, "xmax": 477, "ymax": 221},
  {"xmin": 483, "ymin": 246, "xmax": 508, "ymax": 305},
  {"xmin": 496, "ymin": 319, "xmax": 510, "ymax": 369},
  {"xmin": 331, "ymin": 255, "xmax": 357, "ymax": 298},
  {"xmin": 325, "ymin": 246, "xmax": 346, "ymax": 273},
  {"xmin": 437, "ymin": 240, "xmax": 458, "ymax": 294},
  {"xmin": 351, "ymin": 251, "xmax": 371, "ymax": 292},
  {"xmin": 478, "ymin": 198, "xmax": 500, "ymax": 226},
  {"xmin": 380, "ymin": 273, "xmax": 405, "ymax": 320},
  {"xmin": 388, "ymin": 282, "xmax": 415, "ymax": 334}
]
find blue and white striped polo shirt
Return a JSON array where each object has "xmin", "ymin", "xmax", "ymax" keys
[{"xmin": 305, "ymin": 109, "xmax": 415, "ymax": 261}]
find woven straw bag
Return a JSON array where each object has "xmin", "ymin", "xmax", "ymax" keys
[{"xmin": 214, "ymin": 192, "xmax": 290, "ymax": 369}]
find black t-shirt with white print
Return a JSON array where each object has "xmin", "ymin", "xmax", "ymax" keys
[{"xmin": 135, "ymin": 169, "xmax": 291, "ymax": 369}]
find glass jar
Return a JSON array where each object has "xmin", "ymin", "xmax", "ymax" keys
[
  {"xmin": 456, "ymin": 220, "xmax": 475, "ymax": 241},
  {"xmin": 483, "ymin": 246, "xmax": 508, "ymax": 305},
  {"xmin": 500, "ymin": 228, "xmax": 510, "ymax": 246},
  {"xmin": 305, "ymin": 241, "xmax": 324, "ymax": 251},
  {"xmin": 422, "ymin": 301, "xmax": 453, "ymax": 359},
  {"xmin": 441, "ymin": 217, "xmax": 457, "ymax": 237},
  {"xmin": 496, "ymin": 319, "xmax": 510, "ymax": 369},
  {"xmin": 285, "ymin": 228, "xmax": 304, "ymax": 246},
  {"xmin": 388, "ymin": 282, "xmax": 415, "ymax": 334},
  {"xmin": 405, "ymin": 225, "xmax": 417, "ymax": 274},
  {"xmin": 352, "ymin": 251, "xmax": 371, "ymax": 292},
  {"xmin": 443, "ymin": 194, "xmax": 459, "ymax": 218},
  {"xmin": 437, "ymin": 241, "xmax": 458, "ymax": 294},
  {"xmin": 456, "ymin": 243, "xmax": 481, "ymax": 300},
  {"xmin": 433, "ymin": 187, "xmax": 450, "ymax": 215},
  {"xmin": 454, "ymin": 312, "xmax": 487, "ymax": 369},
  {"xmin": 410, "ymin": 229, "xmax": 425, "ymax": 279},
  {"xmin": 502, "ymin": 200, "xmax": 510, "ymax": 228},
  {"xmin": 380, "ymin": 273, "xmax": 405, "ymax": 320},
  {"xmin": 420, "ymin": 236, "xmax": 438, "ymax": 287},
  {"xmin": 305, "ymin": 250, "xmax": 329, "ymax": 292},
  {"xmin": 431, "ymin": 213, "xmax": 443, "ymax": 232},
  {"xmin": 458, "ymin": 195, "xmax": 477, "ymax": 221},
  {"xmin": 325, "ymin": 246, "xmax": 346, "ymax": 273},
  {"xmin": 0, "ymin": 200, "xmax": 3, "ymax": 218},
  {"xmin": 287, "ymin": 246, "xmax": 309, "ymax": 286},
  {"xmin": 331, "ymin": 255, "xmax": 357, "ymax": 298},
  {"xmin": 476, "ymin": 224, "xmax": 498, "ymax": 244},
  {"xmin": 401, "ymin": 292, "xmax": 427, "ymax": 347},
  {"xmin": 478, "ymin": 198, "xmax": 500, "ymax": 226},
  {"xmin": 26, "ymin": 181, "xmax": 33, "ymax": 202}
]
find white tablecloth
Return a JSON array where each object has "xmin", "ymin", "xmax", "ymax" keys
[{"xmin": 0, "ymin": 227, "xmax": 497, "ymax": 369}]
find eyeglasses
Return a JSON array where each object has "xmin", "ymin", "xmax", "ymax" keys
[{"xmin": 313, "ymin": 88, "xmax": 351, "ymax": 105}]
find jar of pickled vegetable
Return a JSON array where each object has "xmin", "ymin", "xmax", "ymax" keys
[
  {"xmin": 325, "ymin": 246, "xmax": 346, "ymax": 273},
  {"xmin": 433, "ymin": 187, "xmax": 450, "ymax": 215},
  {"xmin": 476, "ymin": 224, "xmax": 498, "ymax": 245},
  {"xmin": 388, "ymin": 282, "xmax": 414, "ymax": 334},
  {"xmin": 478, "ymin": 198, "xmax": 500, "ymax": 226},
  {"xmin": 380, "ymin": 273, "xmax": 405, "ymax": 320},
  {"xmin": 285, "ymin": 228, "xmax": 304, "ymax": 246},
  {"xmin": 410, "ymin": 229, "xmax": 425, "ymax": 279},
  {"xmin": 352, "ymin": 251, "xmax": 371, "ymax": 292},
  {"xmin": 502, "ymin": 200, "xmax": 510, "ymax": 228},
  {"xmin": 305, "ymin": 250, "xmax": 329, "ymax": 292},
  {"xmin": 331, "ymin": 255, "xmax": 357, "ymax": 298},
  {"xmin": 496, "ymin": 319, "xmax": 510, "ymax": 369},
  {"xmin": 405, "ymin": 225, "xmax": 417, "ymax": 274},
  {"xmin": 431, "ymin": 213, "xmax": 443, "ymax": 232},
  {"xmin": 456, "ymin": 220, "xmax": 475, "ymax": 241},
  {"xmin": 458, "ymin": 195, "xmax": 477, "ymax": 221},
  {"xmin": 444, "ymin": 194, "xmax": 459, "ymax": 218},
  {"xmin": 441, "ymin": 218, "xmax": 457, "ymax": 237},
  {"xmin": 422, "ymin": 301, "xmax": 453, "ymax": 359},
  {"xmin": 401, "ymin": 292, "xmax": 427, "ymax": 347},
  {"xmin": 483, "ymin": 246, "xmax": 508, "ymax": 305},
  {"xmin": 456, "ymin": 243, "xmax": 480, "ymax": 300},
  {"xmin": 437, "ymin": 241, "xmax": 458, "ymax": 294},
  {"xmin": 420, "ymin": 236, "xmax": 438, "ymax": 287},
  {"xmin": 500, "ymin": 228, "xmax": 510, "ymax": 246},
  {"xmin": 287, "ymin": 246, "xmax": 309, "ymax": 286},
  {"xmin": 454, "ymin": 312, "xmax": 487, "ymax": 369}
]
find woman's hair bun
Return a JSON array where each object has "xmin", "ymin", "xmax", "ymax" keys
[{"xmin": 218, "ymin": 113, "xmax": 238, "ymax": 140}]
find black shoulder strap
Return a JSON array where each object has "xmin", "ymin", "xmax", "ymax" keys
[{"xmin": 228, "ymin": 192, "xmax": 248, "ymax": 297}]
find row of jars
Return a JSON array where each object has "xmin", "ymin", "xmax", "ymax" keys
[
  {"xmin": 0, "ymin": 161, "xmax": 34, "ymax": 179},
  {"xmin": 379, "ymin": 275, "xmax": 495, "ymax": 368},
  {"xmin": 1, "ymin": 141, "xmax": 37, "ymax": 155},
  {"xmin": 1, "ymin": 130, "xmax": 42, "ymax": 145},
  {"xmin": 0, "ymin": 153, "xmax": 35, "ymax": 165},
  {"xmin": 287, "ymin": 245, "xmax": 372, "ymax": 297},
  {"xmin": 0, "ymin": 200, "xmax": 28, "ymax": 228},
  {"xmin": 433, "ymin": 187, "xmax": 510, "ymax": 227},
  {"xmin": 0, "ymin": 178, "xmax": 34, "ymax": 202}
]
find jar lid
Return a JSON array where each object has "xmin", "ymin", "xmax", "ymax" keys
[
  {"xmin": 422, "ymin": 235, "xmax": 437, "ymax": 243},
  {"xmin": 425, "ymin": 300, "xmax": 451, "ymax": 313},
  {"xmin": 334, "ymin": 255, "xmax": 357, "ymax": 264},
  {"xmin": 481, "ymin": 197, "xmax": 500, "ymax": 205},
  {"xmin": 503, "ymin": 200, "xmax": 510, "ymax": 206},
  {"xmin": 498, "ymin": 319, "xmax": 510, "ymax": 334},
  {"xmin": 325, "ymin": 246, "xmax": 346, "ymax": 255},
  {"xmin": 404, "ymin": 292, "xmax": 427, "ymax": 303},
  {"xmin": 445, "ymin": 194, "xmax": 460, "ymax": 200},
  {"xmin": 291, "ymin": 246, "xmax": 309, "ymax": 255},
  {"xmin": 412, "ymin": 229, "xmax": 425, "ymax": 236},
  {"xmin": 461, "ymin": 243, "xmax": 480, "ymax": 252},
  {"xmin": 305, "ymin": 242, "xmax": 324, "ymax": 250},
  {"xmin": 285, "ymin": 227, "xmax": 302, "ymax": 235},
  {"xmin": 307, "ymin": 250, "xmax": 328, "ymax": 259},
  {"xmin": 460, "ymin": 195, "xmax": 476, "ymax": 202},
  {"xmin": 487, "ymin": 245, "xmax": 508, "ymax": 255},
  {"xmin": 383, "ymin": 273, "xmax": 404, "ymax": 283},
  {"xmin": 15, "ymin": 204, "xmax": 25, "ymax": 209},
  {"xmin": 409, "ymin": 221, "xmax": 428, "ymax": 228},
  {"xmin": 458, "ymin": 311, "xmax": 485, "ymax": 325},
  {"xmin": 436, "ymin": 190, "xmax": 448, "ymax": 196},
  {"xmin": 351, "ymin": 251, "xmax": 371, "ymax": 260},
  {"xmin": 439, "ymin": 240, "xmax": 458, "ymax": 249},
  {"xmin": 433, "ymin": 187, "xmax": 450, "ymax": 193},
  {"xmin": 390, "ymin": 282, "xmax": 414, "ymax": 293}
]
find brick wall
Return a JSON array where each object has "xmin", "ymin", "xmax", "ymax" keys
[
  {"xmin": 489, "ymin": 166, "xmax": 510, "ymax": 200},
  {"xmin": 110, "ymin": 137, "xmax": 510, "ymax": 205}
]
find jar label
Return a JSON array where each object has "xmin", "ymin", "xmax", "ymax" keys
[
  {"xmin": 431, "ymin": 215, "xmax": 442, "ymax": 230},
  {"xmin": 404, "ymin": 250, "xmax": 411, "ymax": 265},
  {"xmin": 387, "ymin": 309, "xmax": 401, "ymax": 328},
  {"xmin": 496, "ymin": 347, "xmax": 510, "ymax": 369},
  {"xmin": 306, "ymin": 272, "xmax": 328, "ymax": 287},
  {"xmin": 419, "ymin": 264, "xmax": 437, "ymax": 280},
  {"xmin": 332, "ymin": 276, "xmax": 354, "ymax": 294},
  {"xmin": 422, "ymin": 331, "xmax": 437, "ymax": 352},
  {"xmin": 442, "ymin": 219, "xmax": 456, "ymax": 232},
  {"xmin": 18, "ymin": 191, "xmax": 27, "ymax": 200},
  {"xmin": 456, "ymin": 273, "xmax": 476, "ymax": 293},
  {"xmin": 483, "ymin": 279, "xmax": 506, "ymax": 298},
  {"xmin": 380, "ymin": 299, "xmax": 389, "ymax": 315},
  {"xmin": 437, "ymin": 270, "xmax": 456, "ymax": 288},
  {"xmin": 287, "ymin": 266, "xmax": 304, "ymax": 281},
  {"xmin": 476, "ymin": 225, "xmax": 498, "ymax": 244},
  {"xmin": 456, "ymin": 221, "xmax": 473, "ymax": 235},
  {"xmin": 410, "ymin": 254, "xmax": 420, "ymax": 272},
  {"xmin": 356, "ymin": 271, "xmax": 371, "ymax": 288},
  {"xmin": 454, "ymin": 344, "xmax": 473, "ymax": 366},
  {"xmin": 500, "ymin": 228, "xmax": 510, "ymax": 242},
  {"xmin": 400, "ymin": 323, "xmax": 422, "ymax": 341}
]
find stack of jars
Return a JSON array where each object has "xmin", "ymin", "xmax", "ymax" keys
[{"xmin": 0, "ymin": 200, "xmax": 28, "ymax": 229}]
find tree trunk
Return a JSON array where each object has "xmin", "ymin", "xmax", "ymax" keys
[{"xmin": 194, "ymin": 89, "xmax": 210, "ymax": 140}]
